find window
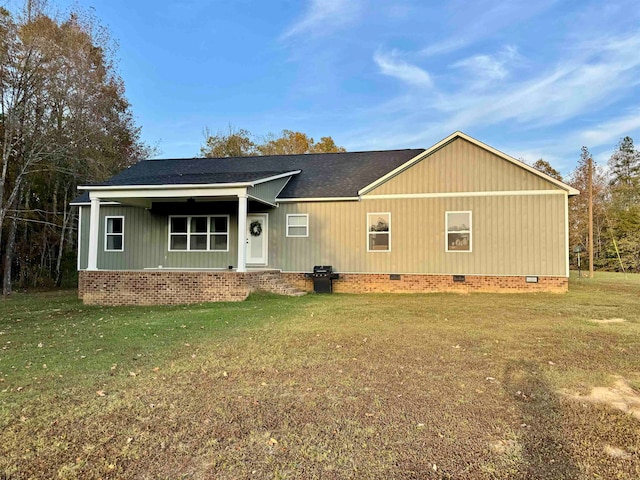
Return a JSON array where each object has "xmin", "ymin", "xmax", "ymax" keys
[
  {"xmin": 169, "ymin": 215, "xmax": 229, "ymax": 251},
  {"xmin": 105, "ymin": 216, "xmax": 124, "ymax": 251},
  {"xmin": 367, "ymin": 212, "xmax": 391, "ymax": 252},
  {"xmin": 286, "ymin": 214, "xmax": 308, "ymax": 237},
  {"xmin": 446, "ymin": 211, "xmax": 472, "ymax": 252}
]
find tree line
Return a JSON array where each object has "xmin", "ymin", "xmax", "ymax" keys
[
  {"xmin": 535, "ymin": 138, "xmax": 640, "ymax": 272},
  {"xmin": 0, "ymin": 3, "xmax": 150, "ymax": 294},
  {"xmin": 200, "ymin": 126, "xmax": 345, "ymax": 157}
]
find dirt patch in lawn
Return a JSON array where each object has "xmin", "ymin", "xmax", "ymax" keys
[
  {"xmin": 604, "ymin": 444, "xmax": 632, "ymax": 460},
  {"xmin": 560, "ymin": 376, "xmax": 640, "ymax": 420},
  {"xmin": 589, "ymin": 318, "xmax": 627, "ymax": 324}
]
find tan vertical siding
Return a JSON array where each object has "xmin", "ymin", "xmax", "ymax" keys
[
  {"xmin": 370, "ymin": 138, "xmax": 562, "ymax": 195},
  {"xmin": 270, "ymin": 194, "xmax": 566, "ymax": 276}
]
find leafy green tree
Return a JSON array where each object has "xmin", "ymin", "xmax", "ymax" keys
[
  {"xmin": 602, "ymin": 137, "xmax": 640, "ymax": 271},
  {"xmin": 608, "ymin": 136, "xmax": 640, "ymax": 211},
  {"xmin": 609, "ymin": 137, "xmax": 640, "ymax": 187}
]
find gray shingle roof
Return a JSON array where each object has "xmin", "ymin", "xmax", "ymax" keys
[{"xmin": 72, "ymin": 149, "xmax": 425, "ymax": 204}]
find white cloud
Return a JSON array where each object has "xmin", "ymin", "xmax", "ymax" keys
[
  {"xmin": 429, "ymin": 32, "xmax": 640, "ymax": 132},
  {"xmin": 577, "ymin": 110, "xmax": 640, "ymax": 146},
  {"xmin": 373, "ymin": 51, "xmax": 433, "ymax": 88},
  {"xmin": 452, "ymin": 46, "xmax": 519, "ymax": 84},
  {"xmin": 341, "ymin": 27, "xmax": 640, "ymax": 174},
  {"xmin": 281, "ymin": 0, "xmax": 361, "ymax": 39}
]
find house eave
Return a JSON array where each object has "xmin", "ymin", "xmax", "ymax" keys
[
  {"xmin": 77, "ymin": 170, "xmax": 302, "ymax": 193},
  {"xmin": 277, "ymin": 197, "xmax": 360, "ymax": 203}
]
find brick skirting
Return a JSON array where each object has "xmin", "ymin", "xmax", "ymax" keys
[
  {"xmin": 78, "ymin": 270, "xmax": 302, "ymax": 306},
  {"xmin": 281, "ymin": 273, "xmax": 568, "ymax": 294},
  {"xmin": 79, "ymin": 270, "xmax": 568, "ymax": 306}
]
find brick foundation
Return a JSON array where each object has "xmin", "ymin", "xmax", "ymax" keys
[
  {"xmin": 79, "ymin": 270, "xmax": 568, "ymax": 306},
  {"xmin": 281, "ymin": 273, "xmax": 568, "ymax": 294},
  {"xmin": 78, "ymin": 270, "xmax": 303, "ymax": 306}
]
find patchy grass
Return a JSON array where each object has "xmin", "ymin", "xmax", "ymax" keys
[{"xmin": 1, "ymin": 274, "xmax": 639, "ymax": 479}]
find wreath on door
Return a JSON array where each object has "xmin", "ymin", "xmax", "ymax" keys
[{"xmin": 249, "ymin": 220, "xmax": 262, "ymax": 237}]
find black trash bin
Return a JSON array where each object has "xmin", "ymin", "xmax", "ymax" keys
[{"xmin": 305, "ymin": 265, "xmax": 339, "ymax": 293}]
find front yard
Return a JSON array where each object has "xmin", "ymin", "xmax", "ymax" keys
[{"xmin": 1, "ymin": 273, "xmax": 639, "ymax": 479}]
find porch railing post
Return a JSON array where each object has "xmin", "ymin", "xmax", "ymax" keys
[
  {"xmin": 87, "ymin": 196, "xmax": 100, "ymax": 270},
  {"xmin": 237, "ymin": 194, "xmax": 248, "ymax": 272}
]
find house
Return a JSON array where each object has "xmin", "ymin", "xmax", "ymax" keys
[{"xmin": 71, "ymin": 131, "xmax": 579, "ymax": 305}]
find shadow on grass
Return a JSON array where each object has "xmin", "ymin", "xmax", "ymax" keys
[{"xmin": 503, "ymin": 361, "xmax": 579, "ymax": 480}]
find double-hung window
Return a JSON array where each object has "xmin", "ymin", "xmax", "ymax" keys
[
  {"xmin": 169, "ymin": 215, "xmax": 229, "ymax": 251},
  {"xmin": 286, "ymin": 214, "xmax": 309, "ymax": 237},
  {"xmin": 367, "ymin": 212, "xmax": 391, "ymax": 252},
  {"xmin": 105, "ymin": 216, "xmax": 124, "ymax": 251},
  {"xmin": 445, "ymin": 211, "xmax": 472, "ymax": 252}
]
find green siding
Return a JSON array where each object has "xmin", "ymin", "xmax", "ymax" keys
[
  {"xmin": 248, "ymin": 177, "xmax": 291, "ymax": 205},
  {"xmin": 80, "ymin": 205, "xmax": 241, "ymax": 270}
]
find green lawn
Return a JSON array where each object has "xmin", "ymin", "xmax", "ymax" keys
[{"xmin": 1, "ymin": 273, "xmax": 639, "ymax": 479}]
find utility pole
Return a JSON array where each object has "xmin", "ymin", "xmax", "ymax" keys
[{"xmin": 588, "ymin": 157, "xmax": 594, "ymax": 278}]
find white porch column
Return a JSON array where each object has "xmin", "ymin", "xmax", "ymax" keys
[
  {"xmin": 87, "ymin": 196, "xmax": 101, "ymax": 270},
  {"xmin": 237, "ymin": 194, "xmax": 248, "ymax": 272}
]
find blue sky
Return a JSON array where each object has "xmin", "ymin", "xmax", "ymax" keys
[{"xmin": 46, "ymin": 0, "xmax": 640, "ymax": 175}]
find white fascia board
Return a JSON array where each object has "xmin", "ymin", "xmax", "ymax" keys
[
  {"xmin": 79, "ymin": 182, "xmax": 253, "ymax": 191},
  {"xmin": 358, "ymin": 131, "xmax": 580, "ymax": 197},
  {"xmin": 362, "ymin": 190, "xmax": 566, "ymax": 200},
  {"xmin": 247, "ymin": 194, "xmax": 277, "ymax": 207},
  {"xmin": 277, "ymin": 197, "xmax": 360, "ymax": 203},
  {"xmin": 88, "ymin": 186, "xmax": 247, "ymax": 200},
  {"xmin": 69, "ymin": 201, "xmax": 120, "ymax": 206},
  {"xmin": 78, "ymin": 172, "xmax": 300, "ymax": 193},
  {"xmin": 252, "ymin": 170, "xmax": 301, "ymax": 185}
]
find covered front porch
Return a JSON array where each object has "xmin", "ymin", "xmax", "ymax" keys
[{"xmin": 79, "ymin": 171, "xmax": 299, "ymax": 273}]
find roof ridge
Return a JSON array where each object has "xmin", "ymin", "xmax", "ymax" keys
[{"xmin": 140, "ymin": 148, "xmax": 425, "ymax": 162}]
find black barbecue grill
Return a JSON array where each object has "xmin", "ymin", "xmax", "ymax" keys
[{"xmin": 305, "ymin": 265, "xmax": 339, "ymax": 293}]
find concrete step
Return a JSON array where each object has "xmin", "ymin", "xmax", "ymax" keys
[{"xmin": 254, "ymin": 272, "xmax": 307, "ymax": 297}]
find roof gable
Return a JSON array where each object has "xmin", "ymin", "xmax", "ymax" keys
[{"xmin": 360, "ymin": 132, "xmax": 579, "ymax": 196}]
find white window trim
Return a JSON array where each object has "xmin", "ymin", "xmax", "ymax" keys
[
  {"xmin": 104, "ymin": 216, "xmax": 124, "ymax": 252},
  {"xmin": 168, "ymin": 215, "xmax": 230, "ymax": 252},
  {"xmin": 367, "ymin": 212, "xmax": 391, "ymax": 253},
  {"xmin": 445, "ymin": 211, "xmax": 472, "ymax": 253},
  {"xmin": 286, "ymin": 213, "xmax": 309, "ymax": 238}
]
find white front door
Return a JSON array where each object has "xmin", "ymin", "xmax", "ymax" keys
[{"xmin": 247, "ymin": 214, "xmax": 268, "ymax": 265}]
